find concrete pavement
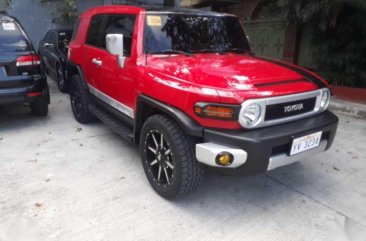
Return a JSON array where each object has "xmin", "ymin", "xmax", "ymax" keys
[{"xmin": 1, "ymin": 80, "xmax": 366, "ymax": 241}]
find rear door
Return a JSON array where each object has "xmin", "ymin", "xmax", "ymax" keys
[{"xmin": 44, "ymin": 31, "xmax": 57, "ymax": 74}]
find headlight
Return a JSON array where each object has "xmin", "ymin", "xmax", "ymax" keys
[
  {"xmin": 320, "ymin": 89, "xmax": 330, "ymax": 110},
  {"xmin": 240, "ymin": 103, "xmax": 261, "ymax": 126}
]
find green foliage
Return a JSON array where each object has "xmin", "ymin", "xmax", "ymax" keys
[
  {"xmin": 270, "ymin": 0, "xmax": 366, "ymax": 87},
  {"xmin": 311, "ymin": 0, "xmax": 366, "ymax": 87},
  {"xmin": 52, "ymin": 0, "xmax": 78, "ymax": 25},
  {"xmin": 0, "ymin": 0, "xmax": 12, "ymax": 9}
]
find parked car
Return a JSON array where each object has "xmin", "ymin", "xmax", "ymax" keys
[
  {"xmin": 67, "ymin": 6, "xmax": 339, "ymax": 199},
  {"xmin": 39, "ymin": 28, "xmax": 72, "ymax": 92},
  {"xmin": 0, "ymin": 12, "xmax": 49, "ymax": 116}
]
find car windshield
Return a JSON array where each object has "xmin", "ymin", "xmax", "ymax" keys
[
  {"xmin": 144, "ymin": 14, "xmax": 250, "ymax": 54},
  {"xmin": 0, "ymin": 21, "xmax": 31, "ymax": 52}
]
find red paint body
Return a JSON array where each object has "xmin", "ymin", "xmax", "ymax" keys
[{"xmin": 69, "ymin": 6, "xmax": 329, "ymax": 129}]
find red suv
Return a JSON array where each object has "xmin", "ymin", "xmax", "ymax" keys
[{"xmin": 67, "ymin": 6, "xmax": 338, "ymax": 199}]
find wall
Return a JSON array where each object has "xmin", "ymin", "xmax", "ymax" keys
[{"xmin": 7, "ymin": 0, "xmax": 104, "ymax": 50}]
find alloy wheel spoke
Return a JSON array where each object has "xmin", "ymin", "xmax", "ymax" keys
[
  {"xmin": 160, "ymin": 134, "xmax": 164, "ymax": 148},
  {"xmin": 164, "ymin": 149, "xmax": 171, "ymax": 155},
  {"xmin": 148, "ymin": 146, "xmax": 157, "ymax": 154},
  {"xmin": 150, "ymin": 159, "xmax": 158, "ymax": 166},
  {"xmin": 167, "ymin": 161, "xmax": 174, "ymax": 169},
  {"xmin": 157, "ymin": 166, "xmax": 162, "ymax": 181},
  {"xmin": 163, "ymin": 167, "xmax": 170, "ymax": 183},
  {"xmin": 152, "ymin": 134, "xmax": 158, "ymax": 148}
]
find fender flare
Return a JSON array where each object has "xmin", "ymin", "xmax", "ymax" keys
[
  {"xmin": 135, "ymin": 95, "xmax": 203, "ymax": 139},
  {"xmin": 66, "ymin": 61, "xmax": 89, "ymax": 89}
]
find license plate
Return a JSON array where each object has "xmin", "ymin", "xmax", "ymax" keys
[{"xmin": 290, "ymin": 131, "xmax": 322, "ymax": 156}]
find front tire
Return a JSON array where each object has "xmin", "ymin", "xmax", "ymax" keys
[
  {"xmin": 140, "ymin": 114, "xmax": 204, "ymax": 199},
  {"xmin": 69, "ymin": 75, "xmax": 94, "ymax": 123}
]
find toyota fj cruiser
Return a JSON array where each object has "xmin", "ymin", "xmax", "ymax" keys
[
  {"xmin": 0, "ymin": 12, "xmax": 49, "ymax": 116},
  {"xmin": 67, "ymin": 6, "xmax": 338, "ymax": 199}
]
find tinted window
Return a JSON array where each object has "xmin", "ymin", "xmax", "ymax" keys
[
  {"xmin": 102, "ymin": 14, "xmax": 136, "ymax": 56},
  {"xmin": 44, "ymin": 31, "xmax": 52, "ymax": 42},
  {"xmin": 0, "ymin": 21, "xmax": 31, "ymax": 52},
  {"xmin": 86, "ymin": 15, "xmax": 104, "ymax": 46},
  {"xmin": 49, "ymin": 31, "xmax": 57, "ymax": 45},
  {"xmin": 144, "ymin": 15, "xmax": 250, "ymax": 54}
]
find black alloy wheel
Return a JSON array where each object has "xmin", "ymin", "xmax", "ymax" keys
[{"xmin": 145, "ymin": 129, "xmax": 175, "ymax": 186}]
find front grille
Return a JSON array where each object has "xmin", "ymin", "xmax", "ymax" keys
[{"xmin": 265, "ymin": 97, "xmax": 316, "ymax": 121}]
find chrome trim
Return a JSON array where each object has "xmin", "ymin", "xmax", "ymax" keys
[
  {"xmin": 239, "ymin": 88, "xmax": 330, "ymax": 129},
  {"xmin": 267, "ymin": 140, "xmax": 328, "ymax": 171},
  {"xmin": 196, "ymin": 142, "xmax": 247, "ymax": 168},
  {"xmin": 88, "ymin": 84, "xmax": 134, "ymax": 119}
]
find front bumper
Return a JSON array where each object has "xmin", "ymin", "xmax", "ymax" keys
[{"xmin": 196, "ymin": 110, "xmax": 338, "ymax": 175}]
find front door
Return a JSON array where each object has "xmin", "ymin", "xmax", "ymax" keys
[{"xmin": 84, "ymin": 14, "xmax": 137, "ymax": 120}]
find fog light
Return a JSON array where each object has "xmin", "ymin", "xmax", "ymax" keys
[{"xmin": 215, "ymin": 152, "xmax": 234, "ymax": 166}]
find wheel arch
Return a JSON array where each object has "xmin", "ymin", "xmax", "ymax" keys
[
  {"xmin": 66, "ymin": 61, "xmax": 89, "ymax": 90},
  {"xmin": 134, "ymin": 95, "xmax": 203, "ymax": 143}
]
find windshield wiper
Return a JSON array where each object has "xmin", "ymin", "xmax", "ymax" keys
[
  {"xmin": 224, "ymin": 48, "xmax": 255, "ymax": 55},
  {"xmin": 190, "ymin": 49, "xmax": 225, "ymax": 54},
  {"xmin": 148, "ymin": 49, "xmax": 192, "ymax": 56}
]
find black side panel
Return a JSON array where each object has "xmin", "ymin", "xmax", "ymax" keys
[
  {"xmin": 90, "ymin": 94, "xmax": 134, "ymax": 128},
  {"xmin": 136, "ymin": 95, "xmax": 203, "ymax": 138},
  {"xmin": 89, "ymin": 102, "xmax": 134, "ymax": 143},
  {"xmin": 253, "ymin": 56, "xmax": 327, "ymax": 88}
]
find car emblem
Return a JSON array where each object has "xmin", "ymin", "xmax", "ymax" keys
[{"xmin": 284, "ymin": 103, "xmax": 304, "ymax": 113}]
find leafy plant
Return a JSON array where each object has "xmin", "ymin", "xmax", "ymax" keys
[
  {"xmin": 0, "ymin": 0, "xmax": 12, "ymax": 9},
  {"xmin": 311, "ymin": 1, "xmax": 366, "ymax": 87},
  {"xmin": 268, "ymin": 0, "xmax": 366, "ymax": 87},
  {"xmin": 52, "ymin": 0, "xmax": 78, "ymax": 25}
]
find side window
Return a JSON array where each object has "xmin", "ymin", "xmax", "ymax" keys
[
  {"xmin": 86, "ymin": 15, "xmax": 104, "ymax": 47},
  {"xmin": 102, "ymin": 14, "xmax": 136, "ymax": 56},
  {"xmin": 44, "ymin": 32, "xmax": 51, "ymax": 42},
  {"xmin": 50, "ymin": 32, "xmax": 57, "ymax": 45}
]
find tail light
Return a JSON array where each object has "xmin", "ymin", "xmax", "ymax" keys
[{"xmin": 16, "ymin": 55, "xmax": 41, "ymax": 67}]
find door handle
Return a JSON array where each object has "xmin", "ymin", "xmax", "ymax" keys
[{"xmin": 92, "ymin": 58, "xmax": 102, "ymax": 66}]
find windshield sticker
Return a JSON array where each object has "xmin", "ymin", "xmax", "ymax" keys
[
  {"xmin": 2, "ymin": 22, "xmax": 16, "ymax": 31},
  {"xmin": 147, "ymin": 16, "xmax": 161, "ymax": 27}
]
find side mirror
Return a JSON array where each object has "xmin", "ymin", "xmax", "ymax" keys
[{"xmin": 106, "ymin": 33, "xmax": 125, "ymax": 68}]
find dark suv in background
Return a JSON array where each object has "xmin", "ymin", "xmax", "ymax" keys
[
  {"xmin": 39, "ymin": 28, "xmax": 72, "ymax": 93},
  {"xmin": 0, "ymin": 12, "xmax": 49, "ymax": 116}
]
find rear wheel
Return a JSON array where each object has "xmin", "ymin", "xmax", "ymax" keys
[
  {"xmin": 140, "ymin": 114, "xmax": 204, "ymax": 199},
  {"xmin": 56, "ymin": 64, "xmax": 68, "ymax": 93},
  {"xmin": 30, "ymin": 91, "xmax": 49, "ymax": 117},
  {"xmin": 69, "ymin": 75, "xmax": 94, "ymax": 123}
]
